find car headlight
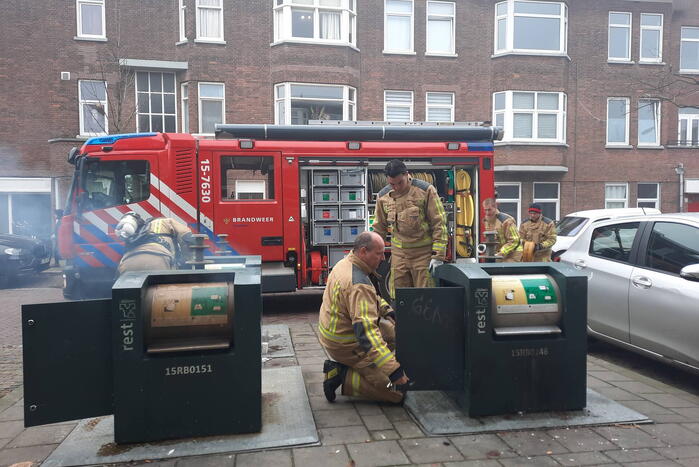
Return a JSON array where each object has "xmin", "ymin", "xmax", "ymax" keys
[{"xmin": 4, "ymin": 248, "xmax": 22, "ymax": 256}]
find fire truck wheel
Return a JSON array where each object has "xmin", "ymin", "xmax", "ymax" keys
[{"xmin": 376, "ymin": 257, "xmax": 391, "ymax": 303}]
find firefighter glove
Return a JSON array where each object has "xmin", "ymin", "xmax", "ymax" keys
[{"xmin": 429, "ymin": 258, "xmax": 443, "ymax": 272}]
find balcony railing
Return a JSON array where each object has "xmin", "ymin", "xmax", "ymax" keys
[{"xmin": 667, "ymin": 141, "xmax": 699, "ymax": 148}]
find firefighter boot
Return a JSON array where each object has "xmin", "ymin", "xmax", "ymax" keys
[{"xmin": 323, "ymin": 360, "xmax": 348, "ymax": 402}]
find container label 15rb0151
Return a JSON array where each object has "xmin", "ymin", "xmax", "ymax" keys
[{"xmin": 165, "ymin": 364, "xmax": 213, "ymax": 376}]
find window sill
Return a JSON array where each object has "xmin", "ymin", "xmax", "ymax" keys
[
  {"xmin": 382, "ymin": 50, "xmax": 417, "ymax": 56},
  {"xmin": 75, "ymin": 134, "xmax": 100, "ymax": 139},
  {"xmin": 607, "ymin": 59, "xmax": 634, "ymax": 64},
  {"xmin": 637, "ymin": 145, "xmax": 664, "ymax": 149},
  {"xmin": 194, "ymin": 39, "xmax": 226, "ymax": 45},
  {"xmin": 192, "ymin": 133, "xmax": 216, "ymax": 138},
  {"xmin": 74, "ymin": 36, "xmax": 107, "ymax": 42},
  {"xmin": 678, "ymin": 70, "xmax": 699, "ymax": 75},
  {"xmin": 491, "ymin": 51, "xmax": 570, "ymax": 60},
  {"xmin": 639, "ymin": 61, "xmax": 665, "ymax": 66},
  {"xmin": 176, "ymin": 40, "xmax": 189, "ymax": 46},
  {"xmin": 425, "ymin": 52, "xmax": 458, "ymax": 58},
  {"xmin": 605, "ymin": 144, "xmax": 633, "ymax": 149},
  {"xmin": 270, "ymin": 39, "xmax": 359, "ymax": 52},
  {"xmin": 495, "ymin": 141, "xmax": 568, "ymax": 147}
]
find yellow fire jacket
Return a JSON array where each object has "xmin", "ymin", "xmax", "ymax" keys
[
  {"xmin": 484, "ymin": 211, "xmax": 522, "ymax": 257},
  {"xmin": 519, "ymin": 217, "xmax": 557, "ymax": 250},
  {"xmin": 121, "ymin": 217, "xmax": 193, "ymax": 263},
  {"xmin": 318, "ymin": 252, "xmax": 402, "ymax": 379},
  {"xmin": 373, "ymin": 178, "xmax": 448, "ymax": 260}
]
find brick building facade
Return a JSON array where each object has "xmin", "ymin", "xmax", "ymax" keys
[{"xmin": 1, "ymin": 0, "xmax": 698, "ymax": 235}]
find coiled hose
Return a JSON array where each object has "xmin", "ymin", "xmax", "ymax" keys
[{"xmin": 455, "ymin": 169, "xmax": 474, "ymax": 257}]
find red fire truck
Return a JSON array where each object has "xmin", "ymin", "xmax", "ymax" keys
[{"xmin": 58, "ymin": 124, "xmax": 501, "ymax": 299}]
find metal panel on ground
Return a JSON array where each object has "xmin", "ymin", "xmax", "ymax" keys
[{"xmin": 395, "ymin": 287, "xmax": 465, "ymax": 391}]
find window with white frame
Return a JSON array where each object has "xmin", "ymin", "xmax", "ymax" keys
[
  {"xmin": 493, "ymin": 0, "xmax": 567, "ymax": 55},
  {"xmin": 273, "ymin": 0, "xmax": 356, "ymax": 46},
  {"xmin": 495, "ymin": 183, "xmax": 521, "ymax": 224},
  {"xmin": 78, "ymin": 80, "xmax": 108, "ymax": 136},
  {"xmin": 76, "ymin": 0, "xmax": 105, "ymax": 39},
  {"xmin": 198, "ymin": 82, "xmax": 225, "ymax": 134},
  {"xmin": 384, "ymin": 0, "xmax": 414, "ymax": 53},
  {"xmin": 179, "ymin": 0, "xmax": 187, "ymax": 41},
  {"xmin": 384, "ymin": 90, "xmax": 413, "ymax": 122},
  {"xmin": 533, "ymin": 182, "xmax": 559, "ymax": 221},
  {"xmin": 637, "ymin": 182, "xmax": 660, "ymax": 208},
  {"xmin": 678, "ymin": 107, "xmax": 699, "ymax": 146},
  {"xmin": 640, "ymin": 13, "xmax": 662, "ymax": 63},
  {"xmin": 605, "ymin": 183, "xmax": 628, "ymax": 208},
  {"xmin": 426, "ymin": 92, "xmax": 454, "ymax": 122},
  {"xmin": 606, "ymin": 97, "xmax": 629, "ymax": 145},
  {"xmin": 426, "ymin": 1, "xmax": 455, "ymax": 55},
  {"xmin": 235, "ymin": 180, "xmax": 266, "ymax": 200},
  {"xmin": 638, "ymin": 99, "xmax": 660, "ymax": 146},
  {"xmin": 136, "ymin": 72, "xmax": 177, "ymax": 133},
  {"xmin": 608, "ymin": 12, "xmax": 631, "ymax": 61},
  {"xmin": 274, "ymin": 83, "xmax": 356, "ymax": 125},
  {"xmin": 181, "ymin": 83, "xmax": 189, "ymax": 133},
  {"xmin": 492, "ymin": 91, "xmax": 566, "ymax": 143},
  {"xmin": 680, "ymin": 27, "xmax": 699, "ymax": 73},
  {"xmin": 196, "ymin": 0, "xmax": 223, "ymax": 42}
]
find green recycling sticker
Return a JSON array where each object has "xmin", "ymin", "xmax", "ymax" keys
[
  {"xmin": 520, "ymin": 278, "xmax": 558, "ymax": 305},
  {"xmin": 190, "ymin": 286, "xmax": 228, "ymax": 316}
]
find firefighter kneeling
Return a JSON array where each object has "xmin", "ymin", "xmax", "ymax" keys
[
  {"xmin": 114, "ymin": 212, "xmax": 194, "ymax": 275},
  {"xmin": 319, "ymin": 231, "xmax": 409, "ymax": 403}
]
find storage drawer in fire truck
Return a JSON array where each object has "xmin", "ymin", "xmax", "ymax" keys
[{"xmin": 310, "ymin": 169, "xmax": 367, "ymax": 255}]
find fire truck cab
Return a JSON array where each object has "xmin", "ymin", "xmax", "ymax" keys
[{"xmin": 58, "ymin": 123, "xmax": 501, "ymax": 299}]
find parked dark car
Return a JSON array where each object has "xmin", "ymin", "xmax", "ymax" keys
[{"xmin": 0, "ymin": 233, "xmax": 52, "ymax": 288}]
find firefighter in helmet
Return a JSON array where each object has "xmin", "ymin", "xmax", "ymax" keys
[
  {"xmin": 519, "ymin": 202, "xmax": 557, "ymax": 262},
  {"xmin": 114, "ymin": 211, "xmax": 194, "ymax": 275},
  {"xmin": 482, "ymin": 197, "xmax": 523, "ymax": 262},
  {"xmin": 320, "ymin": 231, "xmax": 409, "ymax": 403},
  {"xmin": 372, "ymin": 159, "xmax": 447, "ymax": 299}
]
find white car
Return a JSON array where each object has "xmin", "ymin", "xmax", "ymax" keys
[
  {"xmin": 552, "ymin": 207, "xmax": 661, "ymax": 260},
  {"xmin": 559, "ymin": 213, "xmax": 699, "ymax": 373}
]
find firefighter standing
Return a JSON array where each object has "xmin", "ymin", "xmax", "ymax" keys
[
  {"xmin": 115, "ymin": 212, "xmax": 194, "ymax": 275},
  {"xmin": 319, "ymin": 231, "xmax": 409, "ymax": 403},
  {"xmin": 482, "ymin": 197, "xmax": 522, "ymax": 262},
  {"xmin": 372, "ymin": 160, "xmax": 447, "ymax": 298},
  {"xmin": 519, "ymin": 203, "xmax": 557, "ymax": 262}
]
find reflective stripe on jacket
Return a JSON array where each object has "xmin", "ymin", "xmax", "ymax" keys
[
  {"xmin": 519, "ymin": 217, "xmax": 557, "ymax": 250},
  {"xmin": 484, "ymin": 211, "xmax": 522, "ymax": 256},
  {"xmin": 318, "ymin": 252, "xmax": 400, "ymax": 375},
  {"xmin": 373, "ymin": 178, "xmax": 447, "ymax": 259}
]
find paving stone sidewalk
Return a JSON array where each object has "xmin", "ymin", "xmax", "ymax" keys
[{"xmin": 1, "ymin": 290, "xmax": 699, "ymax": 466}]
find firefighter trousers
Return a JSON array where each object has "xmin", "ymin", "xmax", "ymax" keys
[
  {"xmin": 324, "ymin": 319, "xmax": 403, "ymax": 403},
  {"xmin": 117, "ymin": 251, "xmax": 174, "ymax": 275},
  {"xmin": 498, "ymin": 250, "xmax": 523, "ymax": 263},
  {"xmin": 389, "ymin": 245, "xmax": 433, "ymax": 299},
  {"xmin": 532, "ymin": 251, "xmax": 552, "ymax": 262}
]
